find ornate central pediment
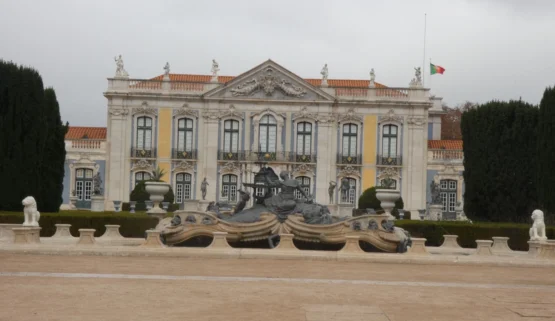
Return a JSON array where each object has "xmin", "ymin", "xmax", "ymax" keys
[{"xmin": 203, "ymin": 60, "xmax": 335, "ymax": 101}]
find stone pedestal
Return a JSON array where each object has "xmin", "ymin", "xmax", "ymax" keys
[
  {"xmin": 141, "ymin": 230, "xmax": 165, "ymax": 248},
  {"xmin": 274, "ymin": 234, "xmax": 298, "ymax": 251},
  {"xmin": 69, "ymin": 196, "xmax": 78, "ymax": 210},
  {"xmin": 440, "ymin": 235, "xmax": 462, "ymax": 248},
  {"xmin": 183, "ymin": 200, "xmax": 200, "ymax": 211},
  {"xmin": 77, "ymin": 229, "xmax": 96, "ymax": 245},
  {"xmin": 528, "ymin": 240, "xmax": 541, "ymax": 256},
  {"xmin": 53, "ymin": 224, "xmax": 73, "ymax": 238},
  {"xmin": 340, "ymin": 236, "xmax": 364, "ymax": 253},
  {"xmin": 327, "ymin": 204, "xmax": 339, "ymax": 217},
  {"xmin": 538, "ymin": 241, "xmax": 555, "ymax": 260},
  {"xmin": 428, "ymin": 204, "xmax": 443, "ymax": 221},
  {"xmin": 101, "ymin": 225, "xmax": 123, "ymax": 239},
  {"xmin": 208, "ymin": 232, "xmax": 231, "ymax": 249},
  {"xmin": 91, "ymin": 195, "xmax": 105, "ymax": 212},
  {"xmin": 407, "ymin": 238, "xmax": 429, "ymax": 255},
  {"xmin": 0, "ymin": 224, "xmax": 21, "ymax": 242},
  {"xmin": 474, "ymin": 240, "xmax": 493, "ymax": 256},
  {"xmin": 491, "ymin": 236, "xmax": 512, "ymax": 253},
  {"xmin": 337, "ymin": 204, "xmax": 354, "ymax": 218},
  {"xmin": 198, "ymin": 200, "xmax": 212, "ymax": 212},
  {"xmin": 12, "ymin": 227, "xmax": 41, "ymax": 244}
]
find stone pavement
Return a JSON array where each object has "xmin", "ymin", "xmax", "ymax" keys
[{"xmin": 1, "ymin": 254, "xmax": 555, "ymax": 321}]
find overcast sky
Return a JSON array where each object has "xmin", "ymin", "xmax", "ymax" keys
[{"xmin": 1, "ymin": 0, "xmax": 554, "ymax": 127}]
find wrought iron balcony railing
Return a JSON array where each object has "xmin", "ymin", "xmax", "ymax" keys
[
  {"xmin": 131, "ymin": 147, "xmax": 157, "ymax": 158},
  {"xmin": 336, "ymin": 153, "xmax": 362, "ymax": 165},
  {"xmin": 292, "ymin": 153, "xmax": 317, "ymax": 163},
  {"xmin": 171, "ymin": 148, "xmax": 198, "ymax": 160},
  {"xmin": 377, "ymin": 155, "xmax": 402, "ymax": 166},
  {"xmin": 218, "ymin": 150, "xmax": 248, "ymax": 161}
]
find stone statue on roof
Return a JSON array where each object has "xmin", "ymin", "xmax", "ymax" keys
[
  {"xmin": 369, "ymin": 68, "xmax": 376, "ymax": 87},
  {"xmin": 211, "ymin": 59, "xmax": 219, "ymax": 77},
  {"xmin": 114, "ymin": 55, "xmax": 129, "ymax": 78},
  {"xmin": 321, "ymin": 64, "xmax": 328, "ymax": 81},
  {"xmin": 163, "ymin": 62, "xmax": 170, "ymax": 76}
]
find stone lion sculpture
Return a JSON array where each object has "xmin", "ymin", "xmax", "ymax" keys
[
  {"xmin": 22, "ymin": 196, "xmax": 40, "ymax": 227},
  {"xmin": 529, "ymin": 209, "xmax": 547, "ymax": 241}
]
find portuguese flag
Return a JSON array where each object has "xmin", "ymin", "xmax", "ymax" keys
[{"xmin": 430, "ymin": 63, "xmax": 445, "ymax": 75}]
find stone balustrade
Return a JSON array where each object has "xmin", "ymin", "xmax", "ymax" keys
[
  {"xmin": 339, "ymin": 236, "xmax": 364, "ymax": 253},
  {"xmin": 101, "ymin": 225, "xmax": 124, "ymax": 239},
  {"xmin": 528, "ymin": 241, "xmax": 542, "ymax": 256},
  {"xmin": 274, "ymin": 234, "xmax": 298, "ymax": 251},
  {"xmin": 53, "ymin": 224, "xmax": 73, "ymax": 238},
  {"xmin": 141, "ymin": 230, "xmax": 165, "ymax": 248},
  {"xmin": 0, "ymin": 224, "xmax": 21, "ymax": 242},
  {"xmin": 407, "ymin": 238, "xmax": 429, "ymax": 255},
  {"xmin": 491, "ymin": 237, "xmax": 512, "ymax": 253},
  {"xmin": 11, "ymin": 227, "xmax": 41, "ymax": 244},
  {"xmin": 538, "ymin": 241, "xmax": 555, "ymax": 260},
  {"xmin": 208, "ymin": 232, "xmax": 232, "ymax": 249},
  {"xmin": 77, "ymin": 229, "xmax": 96, "ymax": 245}
]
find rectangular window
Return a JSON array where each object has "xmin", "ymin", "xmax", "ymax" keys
[
  {"xmin": 183, "ymin": 184, "xmax": 191, "ymax": 200},
  {"xmin": 84, "ymin": 181, "xmax": 92, "ymax": 201},
  {"xmin": 176, "ymin": 184, "xmax": 183, "ymax": 203},
  {"xmin": 441, "ymin": 192, "xmax": 448, "ymax": 211},
  {"xmin": 448, "ymin": 193, "xmax": 456, "ymax": 212},
  {"xmin": 76, "ymin": 181, "xmax": 83, "ymax": 201},
  {"xmin": 449, "ymin": 181, "xmax": 457, "ymax": 190}
]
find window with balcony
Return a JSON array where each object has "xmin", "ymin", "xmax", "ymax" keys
[
  {"xmin": 136, "ymin": 117, "xmax": 152, "ymax": 150},
  {"xmin": 342, "ymin": 124, "xmax": 357, "ymax": 157},
  {"xmin": 259, "ymin": 115, "xmax": 277, "ymax": 153},
  {"xmin": 175, "ymin": 173, "xmax": 192, "ymax": 203},
  {"xmin": 381, "ymin": 124, "xmax": 398, "ymax": 164},
  {"xmin": 221, "ymin": 120, "xmax": 240, "ymax": 160},
  {"xmin": 177, "ymin": 118, "xmax": 194, "ymax": 152},
  {"xmin": 294, "ymin": 176, "xmax": 311, "ymax": 200},
  {"xmin": 221, "ymin": 174, "xmax": 238, "ymax": 203}
]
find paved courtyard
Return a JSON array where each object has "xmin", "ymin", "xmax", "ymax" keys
[{"xmin": 1, "ymin": 253, "xmax": 555, "ymax": 321}]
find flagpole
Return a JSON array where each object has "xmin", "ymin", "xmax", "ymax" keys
[{"xmin": 422, "ymin": 13, "xmax": 427, "ymax": 87}]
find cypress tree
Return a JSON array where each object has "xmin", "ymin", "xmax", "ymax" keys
[
  {"xmin": 0, "ymin": 60, "xmax": 47, "ymax": 211},
  {"xmin": 462, "ymin": 100, "xmax": 538, "ymax": 222},
  {"xmin": 40, "ymin": 88, "xmax": 68, "ymax": 212},
  {"xmin": 537, "ymin": 86, "xmax": 555, "ymax": 217}
]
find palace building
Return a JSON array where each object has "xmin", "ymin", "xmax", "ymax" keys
[{"xmin": 61, "ymin": 59, "xmax": 465, "ymax": 219}]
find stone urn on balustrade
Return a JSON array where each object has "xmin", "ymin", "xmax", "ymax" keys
[
  {"xmin": 375, "ymin": 179, "xmax": 400, "ymax": 219},
  {"xmin": 144, "ymin": 167, "xmax": 170, "ymax": 221}
]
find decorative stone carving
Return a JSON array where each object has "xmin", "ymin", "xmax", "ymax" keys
[
  {"xmin": 292, "ymin": 106, "xmax": 318, "ymax": 122},
  {"xmin": 114, "ymin": 55, "xmax": 129, "ymax": 78},
  {"xmin": 133, "ymin": 102, "xmax": 158, "ymax": 116},
  {"xmin": 251, "ymin": 108, "xmax": 286, "ymax": 125},
  {"xmin": 369, "ymin": 68, "xmax": 376, "ymax": 87},
  {"xmin": 220, "ymin": 105, "xmax": 244, "ymax": 120},
  {"xmin": 321, "ymin": 64, "xmax": 328, "ymax": 86},
  {"xmin": 316, "ymin": 113, "xmax": 337, "ymax": 124},
  {"xmin": 328, "ymin": 181, "xmax": 337, "ymax": 204},
  {"xmin": 430, "ymin": 180, "xmax": 441, "ymax": 204},
  {"xmin": 163, "ymin": 62, "xmax": 170, "ymax": 76},
  {"xmin": 22, "ymin": 196, "xmax": 40, "ymax": 227},
  {"xmin": 337, "ymin": 107, "xmax": 363, "ymax": 123},
  {"xmin": 530, "ymin": 209, "xmax": 547, "ymax": 241},
  {"xmin": 172, "ymin": 160, "xmax": 194, "ymax": 172},
  {"xmin": 407, "ymin": 116, "xmax": 426, "ymax": 127},
  {"xmin": 173, "ymin": 104, "xmax": 199, "ymax": 118},
  {"xmin": 201, "ymin": 178, "xmax": 209, "ymax": 200},
  {"xmin": 380, "ymin": 109, "xmax": 403, "ymax": 124},
  {"xmin": 292, "ymin": 163, "xmax": 315, "ymax": 177},
  {"xmin": 410, "ymin": 67, "xmax": 422, "ymax": 87},
  {"xmin": 338, "ymin": 165, "xmax": 361, "ymax": 178},
  {"xmin": 377, "ymin": 167, "xmax": 400, "ymax": 180},
  {"xmin": 131, "ymin": 159, "xmax": 154, "ymax": 171},
  {"xmin": 230, "ymin": 67, "xmax": 306, "ymax": 98},
  {"xmin": 108, "ymin": 108, "xmax": 129, "ymax": 116},
  {"xmin": 202, "ymin": 110, "xmax": 220, "ymax": 121},
  {"xmin": 219, "ymin": 162, "xmax": 241, "ymax": 175},
  {"xmin": 211, "ymin": 59, "xmax": 219, "ymax": 82}
]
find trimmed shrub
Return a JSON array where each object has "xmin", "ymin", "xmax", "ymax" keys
[
  {"xmin": 357, "ymin": 187, "xmax": 404, "ymax": 217},
  {"xmin": 395, "ymin": 220, "xmax": 555, "ymax": 251},
  {"xmin": 0, "ymin": 211, "xmax": 158, "ymax": 237},
  {"xmin": 129, "ymin": 181, "xmax": 175, "ymax": 211},
  {"xmin": 121, "ymin": 202, "xmax": 179, "ymax": 212}
]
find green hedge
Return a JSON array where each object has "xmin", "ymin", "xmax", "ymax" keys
[
  {"xmin": 395, "ymin": 220, "xmax": 555, "ymax": 251},
  {"xmin": 0, "ymin": 211, "xmax": 158, "ymax": 238}
]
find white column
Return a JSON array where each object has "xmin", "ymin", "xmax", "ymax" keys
[
  {"xmin": 315, "ymin": 122, "xmax": 332, "ymax": 203},
  {"xmin": 201, "ymin": 113, "xmax": 219, "ymax": 201},
  {"xmin": 106, "ymin": 107, "xmax": 129, "ymax": 209},
  {"xmin": 405, "ymin": 117, "xmax": 427, "ymax": 213},
  {"xmin": 284, "ymin": 112, "xmax": 292, "ymax": 152}
]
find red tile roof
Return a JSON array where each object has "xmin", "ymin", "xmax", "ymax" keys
[
  {"xmin": 428, "ymin": 140, "xmax": 463, "ymax": 150},
  {"xmin": 150, "ymin": 74, "xmax": 386, "ymax": 88},
  {"xmin": 66, "ymin": 127, "xmax": 107, "ymax": 140}
]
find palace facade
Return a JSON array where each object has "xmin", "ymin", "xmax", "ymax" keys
[{"xmin": 61, "ymin": 59, "xmax": 465, "ymax": 220}]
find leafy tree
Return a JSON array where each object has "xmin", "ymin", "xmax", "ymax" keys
[
  {"xmin": 441, "ymin": 101, "xmax": 477, "ymax": 140},
  {"xmin": 461, "ymin": 100, "xmax": 538, "ymax": 222},
  {"xmin": 537, "ymin": 86, "xmax": 555, "ymax": 217}
]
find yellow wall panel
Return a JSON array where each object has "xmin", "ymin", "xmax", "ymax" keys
[
  {"xmin": 157, "ymin": 162, "xmax": 171, "ymax": 183},
  {"xmin": 363, "ymin": 115, "xmax": 377, "ymax": 164},
  {"xmin": 157, "ymin": 108, "xmax": 172, "ymax": 159},
  {"xmin": 362, "ymin": 168, "xmax": 376, "ymax": 190}
]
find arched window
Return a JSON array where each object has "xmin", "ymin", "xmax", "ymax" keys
[
  {"xmin": 340, "ymin": 178, "xmax": 357, "ymax": 205},
  {"xmin": 177, "ymin": 118, "xmax": 194, "ymax": 152},
  {"xmin": 259, "ymin": 115, "xmax": 277, "ymax": 153},
  {"xmin": 294, "ymin": 176, "xmax": 311, "ymax": 200},
  {"xmin": 135, "ymin": 171, "xmax": 151, "ymax": 185},
  {"xmin": 440, "ymin": 179, "xmax": 457, "ymax": 218},
  {"xmin": 223, "ymin": 120, "xmax": 240, "ymax": 153},
  {"xmin": 136, "ymin": 117, "xmax": 153, "ymax": 150},
  {"xmin": 382, "ymin": 124, "xmax": 398, "ymax": 161},
  {"xmin": 221, "ymin": 174, "xmax": 238, "ymax": 203},
  {"xmin": 342, "ymin": 124, "xmax": 358, "ymax": 157},
  {"xmin": 296, "ymin": 122, "xmax": 312, "ymax": 156},
  {"xmin": 175, "ymin": 173, "xmax": 192, "ymax": 203}
]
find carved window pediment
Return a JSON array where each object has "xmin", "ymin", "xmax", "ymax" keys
[
  {"xmin": 337, "ymin": 107, "xmax": 363, "ymax": 123},
  {"xmin": 133, "ymin": 102, "xmax": 158, "ymax": 116},
  {"xmin": 173, "ymin": 104, "xmax": 199, "ymax": 118},
  {"xmin": 379, "ymin": 109, "xmax": 403, "ymax": 124}
]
